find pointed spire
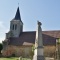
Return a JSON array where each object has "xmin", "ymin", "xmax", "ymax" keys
[{"xmin": 13, "ymin": 7, "xmax": 21, "ymax": 21}]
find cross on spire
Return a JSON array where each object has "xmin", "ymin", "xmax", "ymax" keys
[{"xmin": 18, "ymin": 3, "xmax": 19, "ymax": 6}]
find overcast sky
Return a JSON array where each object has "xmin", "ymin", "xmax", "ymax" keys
[{"xmin": 0, "ymin": 0, "xmax": 60, "ymax": 42}]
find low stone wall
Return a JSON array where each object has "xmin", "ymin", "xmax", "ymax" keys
[
  {"xmin": 2, "ymin": 45, "xmax": 32, "ymax": 57},
  {"xmin": 44, "ymin": 45, "xmax": 56, "ymax": 58}
]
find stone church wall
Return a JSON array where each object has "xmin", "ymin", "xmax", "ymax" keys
[{"xmin": 2, "ymin": 45, "xmax": 32, "ymax": 57}]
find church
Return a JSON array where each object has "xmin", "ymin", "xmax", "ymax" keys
[{"xmin": 2, "ymin": 7, "xmax": 60, "ymax": 57}]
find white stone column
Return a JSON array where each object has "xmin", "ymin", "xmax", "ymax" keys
[{"xmin": 33, "ymin": 21, "xmax": 44, "ymax": 60}]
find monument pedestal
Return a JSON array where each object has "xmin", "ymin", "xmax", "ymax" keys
[
  {"xmin": 33, "ymin": 55, "xmax": 44, "ymax": 60},
  {"xmin": 37, "ymin": 55, "xmax": 44, "ymax": 60},
  {"xmin": 33, "ymin": 47, "xmax": 45, "ymax": 60}
]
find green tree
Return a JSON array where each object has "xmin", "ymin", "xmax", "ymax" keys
[
  {"xmin": 0, "ymin": 43, "xmax": 3, "ymax": 54},
  {"xmin": 56, "ymin": 38, "xmax": 60, "ymax": 60},
  {"xmin": 29, "ymin": 45, "xmax": 35, "ymax": 59}
]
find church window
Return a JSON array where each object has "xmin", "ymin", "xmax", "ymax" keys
[
  {"xmin": 20, "ymin": 25, "xmax": 22, "ymax": 32},
  {"xmin": 12, "ymin": 24, "xmax": 14, "ymax": 30},
  {"xmin": 12, "ymin": 24, "xmax": 17, "ymax": 30},
  {"xmin": 15, "ymin": 24, "xmax": 17, "ymax": 30}
]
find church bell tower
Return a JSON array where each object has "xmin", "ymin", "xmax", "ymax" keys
[
  {"xmin": 6, "ymin": 7, "xmax": 23, "ymax": 38},
  {"xmin": 10, "ymin": 7, "xmax": 23, "ymax": 37}
]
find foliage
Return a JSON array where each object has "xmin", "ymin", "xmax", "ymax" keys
[
  {"xmin": 57, "ymin": 38, "xmax": 60, "ymax": 44},
  {"xmin": 11, "ymin": 54, "xmax": 15, "ymax": 57},
  {"xmin": 32, "ymin": 45, "xmax": 35, "ymax": 52},
  {"xmin": 29, "ymin": 45, "xmax": 35, "ymax": 58},
  {"xmin": 0, "ymin": 43, "xmax": 3, "ymax": 54}
]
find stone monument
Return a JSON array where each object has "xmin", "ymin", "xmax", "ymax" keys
[{"xmin": 33, "ymin": 21, "xmax": 44, "ymax": 60}]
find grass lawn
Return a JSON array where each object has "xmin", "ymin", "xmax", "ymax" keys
[
  {"xmin": 0, "ymin": 57, "xmax": 18, "ymax": 60},
  {"xmin": 0, "ymin": 57, "xmax": 31, "ymax": 60}
]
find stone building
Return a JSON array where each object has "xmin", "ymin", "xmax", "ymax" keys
[{"xmin": 2, "ymin": 7, "xmax": 60, "ymax": 57}]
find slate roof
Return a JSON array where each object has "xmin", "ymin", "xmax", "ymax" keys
[
  {"xmin": 13, "ymin": 7, "xmax": 21, "ymax": 21},
  {"xmin": 8, "ymin": 30, "xmax": 60, "ymax": 46}
]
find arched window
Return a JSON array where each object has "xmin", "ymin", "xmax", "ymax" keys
[
  {"xmin": 15, "ymin": 24, "xmax": 17, "ymax": 30},
  {"xmin": 12, "ymin": 24, "xmax": 14, "ymax": 30},
  {"xmin": 12, "ymin": 24, "xmax": 17, "ymax": 30}
]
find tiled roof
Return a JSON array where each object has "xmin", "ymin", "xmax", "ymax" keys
[
  {"xmin": 9, "ymin": 32, "xmax": 35, "ymax": 46},
  {"xmin": 42, "ymin": 30, "xmax": 60, "ymax": 38},
  {"xmin": 8, "ymin": 30, "xmax": 60, "ymax": 46}
]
